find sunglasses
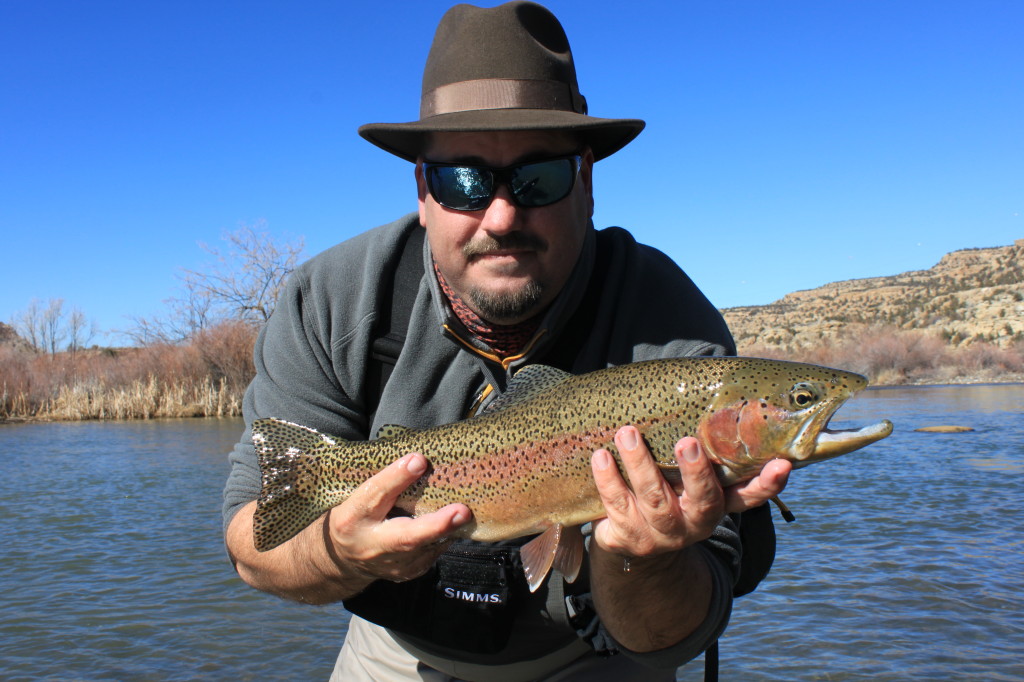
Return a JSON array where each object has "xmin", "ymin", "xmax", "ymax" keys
[{"xmin": 422, "ymin": 154, "xmax": 582, "ymax": 211}]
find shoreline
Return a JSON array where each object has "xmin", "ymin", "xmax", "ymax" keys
[
  {"xmin": 5, "ymin": 377, "xmax": 1022, "ymax": 425},
  {"xmin": 0, "ymin": 413, "xmax": 244, "ymax": 425},
  {"xmin": 873, "ymin": 375, "xmax": 1024, "ymax": 388}
]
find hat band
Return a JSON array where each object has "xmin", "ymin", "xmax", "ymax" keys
[{"xmin": 420, "ymin": 78, "xmax": 587, "ymax": 118}]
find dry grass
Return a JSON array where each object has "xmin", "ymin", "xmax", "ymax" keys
[
  {"xmin": 4, "ymin": 321, "xmax": 1023, "ymax": 422},
  {"xmin": 742, "ymin": 324, "xmax": 1024, "ymax": 385},
  {"xmin": 1, "ymin": 320, "xmax": 254, "ymax": 421}
]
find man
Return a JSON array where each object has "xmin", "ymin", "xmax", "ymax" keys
[{"xmin": 223, "ymin": 3, "xmax": 790, "ymax": 680}]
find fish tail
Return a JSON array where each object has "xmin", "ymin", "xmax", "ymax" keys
[{"xmin": 251, "ymin": 418, "xmax": 343, "ymax": 551}]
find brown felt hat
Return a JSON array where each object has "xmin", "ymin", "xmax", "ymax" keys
[{"xmin": 358, "ymin": 1, "xmax": 645, "ymax": 162}]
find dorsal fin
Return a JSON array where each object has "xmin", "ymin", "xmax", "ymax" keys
[
  {"xmin": 375, "ymin": 424, "xmax": 413, "ymax": 440},
  {"xmin": 483, "ymin": 364, "xmax": 572, "ymax": 414}
]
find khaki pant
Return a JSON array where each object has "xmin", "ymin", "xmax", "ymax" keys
[{"xmin": 330, "ymin": 616, "xmax": 676, "ymax": 682}]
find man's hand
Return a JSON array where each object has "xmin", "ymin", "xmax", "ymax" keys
[
  {"xmin": 590, "ymin": 425, "xmax": 790, "ymax": 556},
  {"xmin": 324, "ymin": 452, "xmax": 472, "ymax": 584},
  {"xmin": 585, "ymin": 425, "xmax": 791, "ymax": 654},
  {"xmin": 227, "ymin": 451, "xmax": 471, "ymax": 604}
]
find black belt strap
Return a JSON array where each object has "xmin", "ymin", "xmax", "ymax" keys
[{"xmin": 367, "ymin": 226, "xmax": 425, "ymax": 426}]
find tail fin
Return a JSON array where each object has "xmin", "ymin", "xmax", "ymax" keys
[{"xmin": 251, "ymin": 418, "xmax": 341, "ymax": 551}]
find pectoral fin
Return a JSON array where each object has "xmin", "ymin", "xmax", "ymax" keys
[
  {"xmin": 520, "ymin": 524, "xmax": 585, "ymax": 593},
  {"xmin": 554, "ymin": 525, "xmax": 584, "ymax": 584}
]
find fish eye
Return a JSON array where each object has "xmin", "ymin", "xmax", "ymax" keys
[{"xmin": 789, "ymin": 383, "xmax": 820, "ymax": 409}]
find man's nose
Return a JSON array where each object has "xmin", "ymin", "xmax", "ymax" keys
[{"xmin": 479, "ymin": 184, "xmax": 521, "ymax": 234}]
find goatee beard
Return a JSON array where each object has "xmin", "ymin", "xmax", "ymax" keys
[
  {"xmin": 461, "ymin": 232, "xmax": 548, "ymax": 323},
  {"xmin": 467, "ymin": 280, "xmax": 546, "ymax": 325}
]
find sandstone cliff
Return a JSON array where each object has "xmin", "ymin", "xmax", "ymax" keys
[{"xmin": 723, "ymin": 239, "xmax": 1024, "ymax": 353}]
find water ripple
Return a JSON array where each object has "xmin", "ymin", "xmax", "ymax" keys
[{"xmin": 2, "ymin": 386, "xmax": 1023, "ymax": 681}]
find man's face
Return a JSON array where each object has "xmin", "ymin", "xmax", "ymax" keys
[{"xmin": 417, "ymin": 130, "xmax": 594, "ymax": 325}]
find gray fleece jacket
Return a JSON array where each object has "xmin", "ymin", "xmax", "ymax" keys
[{"xmin": 223, "ymin": 213, "xmax": 742, "ymax": 672}]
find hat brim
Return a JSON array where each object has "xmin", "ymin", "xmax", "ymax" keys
[{"xmin": 359, "ymin": 109, "xmax": 645, "ymax": 162}]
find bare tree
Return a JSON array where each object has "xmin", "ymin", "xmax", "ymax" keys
[
  {"xmin": 67, "ymin": 307, "xmax": 98, "ymax": 354},
  {"xmin": 126, "ymin": 223, "xmax": 304, "ymax": 345},
  {"xmin": 12, "ymin": 297, "xmax": 67, "ymax": 354},
  {"xmin": 125, "ymin": 286, "xmax": 214, "ymax": 345},
  {"xmin": 42, "ymin": 298, "xmax": 67, "ymax": 355},
  {"xmin": 121, "ymin": 316, "xmax": 173, "ymax": 347},
  {"xmin": 182, "ymin": 224, "xmax": 305, "ymax": 325},
  {"xmin": 11, "ymin": 299, "xmax": 44, "ymax": 350},
  {"xmin": 9, "ymin": 298, "xmax": 98, "ymax": 355}
]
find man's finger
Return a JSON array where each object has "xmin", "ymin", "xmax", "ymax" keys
[
  {"xmin": 591, "ymin": 448, "xmax": 635, "ymax": 516},
  {"xmin": 615, "ymin": 426, "xmax": 674, "ymax": 508},
  {"xmin": 676, "ymin": 437, "xmax": 725, "ymax": 534},
  {"xmin": 325, "ymin": 499, "xmax": 473, "ymax": 583},
  {"xmin": 380, "ymin": 504, "xmax": 473, "ymax": 552},
  {"xmin": 676, "ymin": 438, "xmax": 719, "ymax": 500},
  {"xmin": 612, "ymin": 426, "xmax": 683, "ymax": 537},
  {"xmin": 340, "ymin": 452, "xmax": 429, "ymax": 522},
  {"xmin": 723, "ymin": 458, "xmax": 792, "ymax": 512}
]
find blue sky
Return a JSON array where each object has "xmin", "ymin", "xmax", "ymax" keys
[{"xmin": 2, "ymin": 1, "xmax": 1021, "ymax": 346}]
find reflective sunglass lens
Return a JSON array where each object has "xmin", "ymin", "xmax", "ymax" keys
[
  {"xmin": 510, "ymin": 159, "xmax": 574, "ymax": 207},
  {"xmin": 428, "ymin": 167, "xmax": 492, "ymax": 211}
]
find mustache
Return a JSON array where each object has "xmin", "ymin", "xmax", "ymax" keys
[{"xmin": 462, "ymin": 233, "xmax": 547, "ymax": 259}]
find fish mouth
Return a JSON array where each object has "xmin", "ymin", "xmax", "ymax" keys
[
  {"xmin": 793, "ymin": 378, "xmax": 892, "ymax": 463},
  {"xmin": 814, "ymin": 419, "xmax": 893, "ymax": 458}
]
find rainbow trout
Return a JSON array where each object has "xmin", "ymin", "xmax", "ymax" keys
[{"xmin": 253, "ymin": 357, "xmax": 892, "ymax": 591}]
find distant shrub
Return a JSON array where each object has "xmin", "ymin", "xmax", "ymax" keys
[
  {"xmin": 732, "ymin": 324, "xmax": 1024, "ymax": 385},
  {"xmin": 0, "ymin": 320, "xmax": 257, "ymax": 421},
  {"xmin": 193, "ymin": 320, "xmax": 258, "ymax": 394},
  {"xmin": 957, "ymin": 341, "xmax": 1024, "ymax": 373}
]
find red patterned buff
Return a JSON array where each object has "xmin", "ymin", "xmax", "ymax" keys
[{"xmin": 433, "ymin": 262, "xmax": 540, "ymax": 358}]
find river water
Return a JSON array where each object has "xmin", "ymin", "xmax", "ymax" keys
[{"xmin": 1, "ymin": 384, "xmax": 1022, "ymax": 681}]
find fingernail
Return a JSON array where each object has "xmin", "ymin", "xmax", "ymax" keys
[
  {"xmin": 405, "ymin": 453, "xmax": 427, "ymax": 476},
  {"xmin": 619, "ymin": 427, "xmax": 638, "ymax": 451},
  {"xmin": 452, "ymin": 509, "xmax": 469, "ymax": 525},
  {"xmin": 682, "ymin": 440, "xmax": 701, "ymax": 463},
  {"xmin": 593, "ymin": 450, "xmax": 612, "ymax": 470}
]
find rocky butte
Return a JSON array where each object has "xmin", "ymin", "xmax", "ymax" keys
[{"xmin": 722, "ymin": 239, "xmax": 1024, "ymax": 353}]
